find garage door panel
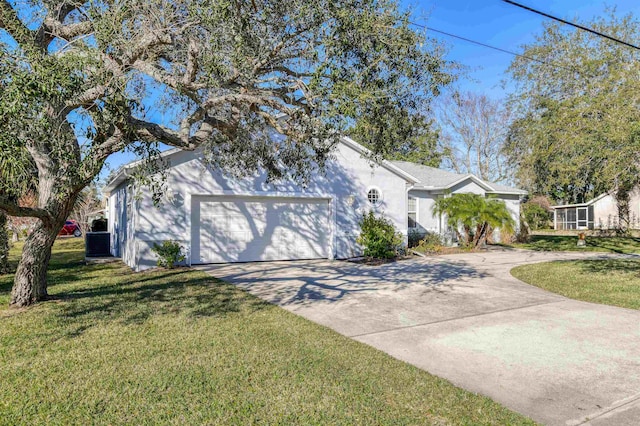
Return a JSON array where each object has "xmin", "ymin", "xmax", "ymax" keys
[{"xmin": 195, "ymin": 196, "xmax": 329, "ymax": 264}]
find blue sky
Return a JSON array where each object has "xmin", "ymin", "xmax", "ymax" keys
[
  {"xmin": 411, "ymin": 0, "xmax": 640, "ymax": 95},
  {"xmin": 102, "ymin": 0, "xmax": 640, "ymax": 180}
]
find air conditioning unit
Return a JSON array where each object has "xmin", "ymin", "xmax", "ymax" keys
[{"xmin": 85, "ymin": 232, "xmax": 111, "ymax": 257}]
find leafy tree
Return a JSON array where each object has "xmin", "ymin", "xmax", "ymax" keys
[
  {"xmin": 433, "ymin": 193, "xmax": 515, "ymax": 248},
  {"xmin": 0, "ymin": 140, "xmax": 34, "ymax": 274},
  {"xmin": 71, "ymin": 185, "xmax": 103, "ymax": 235},
  {"xmin": 505, "ymin": 11, "xmax": 640, "ymax": 205},
  {"xmin": 437, "ymin": 91, "xmax": 513, "ymax": 183},
  {"xmin": 521, "ymin": 202, "xmax": 550, "ymax": 231},
  {"xmin": 0, "ymin": 0, "xmax": 454, "ymax": 307},
  {"xmin": 353, "ymin": 116, "xmax": 444, "ymax": 167}
]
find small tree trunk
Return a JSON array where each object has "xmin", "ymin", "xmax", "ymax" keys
[
  {"xmin": 0, "ymin": 212, "xmax": 9, "ymax": 274},
  {"xmin": 473, "ymin": 222, "xmax": 489, "ymax": 249},
  {"xmin": 9, "ymin": 219, "xmax": 60, "ymax": 307}
]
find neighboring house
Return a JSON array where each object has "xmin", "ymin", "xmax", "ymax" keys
[
  {"xmin": 551, "ymin": 188, "xmax": 640, "ymax": 230},
  {"xmin": 104, "ymin": 137, "xmax": 526, "ymax": 270}
]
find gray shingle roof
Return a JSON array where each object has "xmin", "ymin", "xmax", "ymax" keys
[{"xmin": 390, "ymin": 161, "xmax": 527, "ymax": 195}]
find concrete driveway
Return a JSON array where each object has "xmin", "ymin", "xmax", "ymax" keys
[{"xmin": 199, "ymin": 249, "xmax": 640, "ymax": 425}]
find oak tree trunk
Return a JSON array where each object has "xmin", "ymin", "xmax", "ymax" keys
[
  {"xmin": 9, "ymin": 219, "xmax": 60, "ymax": 307},
  {"xmin": 8, "ymin": 183, "xmax": 78, "ymax": 308}
]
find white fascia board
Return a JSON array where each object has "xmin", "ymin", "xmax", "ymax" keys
[
  {"xmin": 486, "ymin": 190, "xmax": 529, "ymax": 196},
  {"xmin": 551, "ymin": 193, "xmax": 609, "ymax": 209},
  {"xmin": 443, "ymin": 174, "xmax": 496, "ymax": 192},
  {"xmin": 551, "ymin": 202, "xmax": 591, "ymax": 209}
]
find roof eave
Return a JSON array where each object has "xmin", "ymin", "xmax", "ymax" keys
[
  {"xmin": 486, "ymin": 190, "xmax": 528, "ymax": 196},
  {"xmin": 551, "ymin": 192, "xmax": 609, "ymax": 209},
  {"xmin": 102, "ymin": 147, "xmax": 185, "ymax": 195},
  {"xmin": 442, "ymin": 174, "xmax": 495, "ymax": 192}
]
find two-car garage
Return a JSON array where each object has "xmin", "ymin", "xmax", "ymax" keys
[{"xmin": 190, "ymin": 195, "xmax": 331, "ymax": 264}]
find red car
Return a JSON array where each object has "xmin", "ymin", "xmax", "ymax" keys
[{"xmin": 58, "ymin": 220, "xmax": 82, "ymax": 237}]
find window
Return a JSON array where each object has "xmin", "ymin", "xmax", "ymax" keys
[
  {"xmin": 367, "ymin": 188, "xmax": 380, "ymax": 206},
  {"xmin": 408, "ymin": 196, "xmax": 417, "ymax": 228}
]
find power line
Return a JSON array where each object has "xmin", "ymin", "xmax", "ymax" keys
[
  {"xmin": 408, "ymin": 21, "xmax": 589, "ymax": 76},
  {"xmin": 502, "ymin": 0, "xmax": 640, "ymax": 51}
]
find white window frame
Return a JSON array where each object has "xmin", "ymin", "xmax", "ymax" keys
[
  {"xmin": 367, "ymin": 186, "xmax": 382, "ymax": 207},
  {"xmin": 408, "ymin": 196, "xmax": 417, "ymax": 228}
]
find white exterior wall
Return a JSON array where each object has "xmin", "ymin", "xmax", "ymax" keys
[
  {"xmin": 108, "ymin": 182, "xmax": 137, "ymax": 268},
  {"xmin": 497, "ymin": 194, "xmax": 522, "ymax": 241},
  {"xmin": 409, "ymin": 180, "xmax": 521, "ymax": 242},
  {"xmin": 592, "ymin": 195, "xmax": 617, "ymax": 228},
  {"xmin": 127, "ymin": 142, "xmax": 409, "ymax": 270},
  {"xmin": 592, "ymin": 189, "xmax": 640, "ymax": 229},
  {"xmin": 408, "ymin": 190, "xmax": 441, "ymax": 234}
]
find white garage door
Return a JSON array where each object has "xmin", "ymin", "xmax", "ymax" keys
[{"xmin": 193, "ymin": 196, "xmax": 330, "ymax": 264}]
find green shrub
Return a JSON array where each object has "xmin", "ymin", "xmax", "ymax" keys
[
  {"xmin": 357, "ymin": 211, "xmax": 403, "ymax": 259},
  {"xmin": 408, "ymin": 229, "xmax": 422, "ymax": 248},
  {"xmin": 412, "ymin": 232, "xmax": 444, "ymax": 254},
  {"xmin": 151, "ymin": 240, "xmax": 186, "ymax": 269},
  {"xmin": 522, "ymin": 202, "xmax": 551, "ymax": 230}
]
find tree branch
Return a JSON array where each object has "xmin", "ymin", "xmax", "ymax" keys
[
  {"xmin": 130, "ymin": 115, "xmax": 231, "ymax": 150},
  {"xmin": 129, "ymin": 117, "xmax": 198, "ymax": 149},
  {"xmin": 132, "ymin": 59, "xmax": 205, "ymax": 97},
  {"xmin": 43, "ymin": 18, "xmax": 92, "ymax": 42},
  {"xmin": 182, "ymin": 38, "xmax": 199, "ymax": 86},
  {"xmin": 34, "ymin": 2, "xmax": 87, "ymax": 49},
  {"xmin": 0, "ymin": 1, "xmax": 38, "ymax": 52},
  {"xmin": 0, "ymin": 195, "xmax": 52, "ymax": 222},
  {"xmin": 78, "ymin": 128, "xmax": 126, "ymax": 185},
  {"xmin": 64, "ymin": 85, "xmax": 107, "ymax": 112}
]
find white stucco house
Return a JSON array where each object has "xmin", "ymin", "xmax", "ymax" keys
[{"xmin": 104, "ymin": 137, "xmax": 526, "ymax": 270}]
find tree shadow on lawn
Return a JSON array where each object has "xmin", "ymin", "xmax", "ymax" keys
[
  {"xmin": 575, "ymin": 258, "xmax": 640, "ymax": 276},
  {"xmin": 526, "ymin": 235, "xmax": 640, "ymax": 253},
  {"xmin": 54, "ymin": 267, "xmax": 269, "ymax": 327}
]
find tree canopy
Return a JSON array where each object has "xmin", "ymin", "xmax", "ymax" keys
[
  {"xmin": 0, "ymin": 0, "xmax": 454, "ymax": 306},
  {"xmin": 437, "ymin": 91, "xmax": 513, "ymax": 183},
  {"xmin": 505, "ymin": 10, "xmax": 640, "ymax": 204}
]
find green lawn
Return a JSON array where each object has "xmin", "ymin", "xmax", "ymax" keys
[
  {"xmin": 512, "ymin": 259, "xmax": 640, "ymax": 310},
  {"xmin": 0, "ymin": 239, "xmax": 533, "ymax": 425},
  {"xmin": 511, "ymin": 234, "xmax": 640, "ymax": 254}
]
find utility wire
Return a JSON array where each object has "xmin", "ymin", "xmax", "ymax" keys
[
  {"xmin": 502, "ymin": 0, "xmax": 640, "ymax": 51},
  {"xmin": 408, "ymin": 21, "xmax": 590, "ymax": 77}
]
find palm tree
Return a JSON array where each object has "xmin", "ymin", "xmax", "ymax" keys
[
  {"xmin": 0, "ymin": 141, "xmax": 34, "ymax": 273},
  {"xmin": 433, "ymin": 193, "xmax": 515, "ymax": 248}
]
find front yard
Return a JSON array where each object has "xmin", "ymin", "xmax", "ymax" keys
[
  {"xmin": 510, "ymin": 234, "xmax": 640, "ymax": 254},
  {"xmin": 512, "ymin": 258, "xmax": 640, "ymax": 310},
  {"xmin": 0, "ymin": 239, "xmax": 533, "ymax": 424}
]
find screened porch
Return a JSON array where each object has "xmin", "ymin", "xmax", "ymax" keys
[{"xmin": 554, "ymin": 205, "xmax": 594, "ymax": 230}]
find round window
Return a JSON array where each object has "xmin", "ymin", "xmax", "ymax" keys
[{"xmin": 367, "ymin": 188, "xmax": 380, "ymax": 205}]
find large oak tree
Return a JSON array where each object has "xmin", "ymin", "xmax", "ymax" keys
[
  {"xmin": 0, "ymin": 0, "xmax": 453, "ymax": 307},
  {"xmin": 505, "ymin": 11, "xmax": 640, "ymax": 206}
]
